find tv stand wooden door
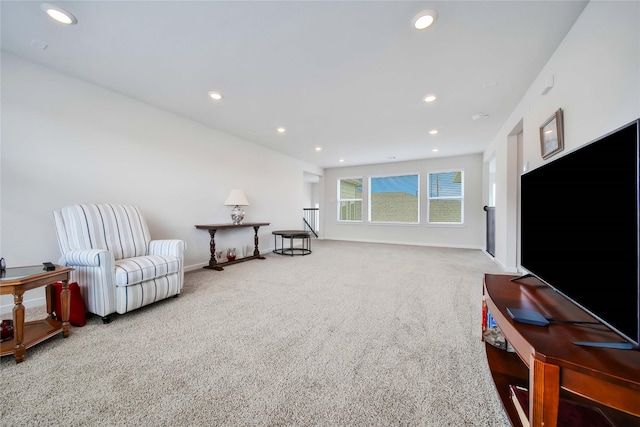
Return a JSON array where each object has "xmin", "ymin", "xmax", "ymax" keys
[{"xmin": 483, "ymin": 273, "xmax": 640, "ymax": 427}]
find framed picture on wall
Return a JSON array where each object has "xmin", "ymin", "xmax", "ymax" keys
[{"xmin": 540, "ymin": 108, "xmax": 564, "ymax": 159}]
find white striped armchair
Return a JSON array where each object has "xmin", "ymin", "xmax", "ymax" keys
[{"xmin": 53, "ymin": 204, "xmax": 186, "ymax": 323}]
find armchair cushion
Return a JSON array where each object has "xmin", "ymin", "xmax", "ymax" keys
[{"xmin": 115, "ymin": 255, "xmax": 181, "ymax": 287}]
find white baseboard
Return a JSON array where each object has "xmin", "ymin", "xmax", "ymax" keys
[
  {"xmin": 323, "ymin": 237, "xmax": 483, "ymax": 250},
  {"xmin": 0, "ymin": 295, "xmax": 46, "ymax": 316}
]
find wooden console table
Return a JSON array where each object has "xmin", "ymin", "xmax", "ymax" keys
[
  {"xmin": 1, "ymin": 265, "xmax": 73, "ymax": 363},
  {"xmin": 195, "ymin": 223, "xmax": 270, "ymax": 270},
  {"xmin": 483, "ymin": 273, "xmax": 640, "ymax": 427}
]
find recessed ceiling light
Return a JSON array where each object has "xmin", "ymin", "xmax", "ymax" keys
[
  {"xmin": 339, "ymin": 159, "xmax": 345, "ymax": 163},
  {"xmin": 429, "ymin": 129, "xmax": 438, "ymax": 135},
  {"xmin": 412, "ymin": 10, "xmax": 438, "ymax": 30},
  {"xmin": 315, "ymin": 147, "xmax": 322, "ymax": 151},
  {"xmin": 208, "ymin": 91, "xmax": 223, "ymax": 100},
  {"xmin": 41, "ymin": 3, "xmax": 77, "ymax": 25},
  {"xmin": 424, "ymin": 94, "xmax": 437, "ymax": 103},
  {"xmin": 432, "ymin": 148, "xmax": 439, "ymax": 153},
  {"xmin": 277, "ymin": 127, "xmax": 286, "ymax": 133}
]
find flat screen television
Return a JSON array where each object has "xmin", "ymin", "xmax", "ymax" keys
[{"xmin": 520, "ymin": 118, "xmax": 639, "ymax": 349}]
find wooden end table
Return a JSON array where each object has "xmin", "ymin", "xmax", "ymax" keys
[{"xmin": 0, "ymin": 265, "xmax": 74, "ymax": 363}]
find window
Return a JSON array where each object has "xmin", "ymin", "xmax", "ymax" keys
[
  {"xmin": 337, "ymin": 178, "xmax": 363, "ymax": 221},
  {"xmin": 427, "ymin": 171, "xmax": 463, "ymax": 224},
  {"xmin": 368, "ymin": 174, "xmax": 419, "ymax": 223}
]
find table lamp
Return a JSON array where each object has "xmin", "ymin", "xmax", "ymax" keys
[{"xmin": 224, "ymin": 189, "xmax": 250, "ymax": 225}]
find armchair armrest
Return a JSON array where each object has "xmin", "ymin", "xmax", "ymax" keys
[
  {"xmin": 148, "ymin": 240, "xmax": 186, "ymax": 257},
  {"xmin": 59, "ymin": 249, "xmax": 114, "ymax": 267},
  {"xmin": 57, "ymin": 249, "xmax": 116, "ymax": 318}
]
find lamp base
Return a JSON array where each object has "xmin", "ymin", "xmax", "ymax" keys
[{"xmin": 230, "ymin": 206, "xmax": 245, "ymax": 225}]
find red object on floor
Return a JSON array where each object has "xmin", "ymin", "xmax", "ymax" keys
[
  {"xmin": 0, "ymin": 319, "xmax": 14, "ymax": 342},
  {"xmin": 53, "ymin": 282, "xmax": 87, "ymax": 327}
]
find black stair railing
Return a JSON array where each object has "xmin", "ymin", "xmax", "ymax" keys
[
  {"xmin": 483, "ymin": 205, "xmax": 495, "ymax": 257},
  {"xmin": 303, "ymin": 208, "xmax": 319, "ymax": 237}
]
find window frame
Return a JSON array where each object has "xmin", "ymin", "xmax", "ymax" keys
[
  {"xmin": 337, "ymin": 177, "xmax": 364, "ymax": 222},
  {"xmin": 367, "ymin": 173, "xmax": 420, "ymax": 224},
  {"xmin": 426, "ymin": 169, "xmax": 464, "ymax": 225}
]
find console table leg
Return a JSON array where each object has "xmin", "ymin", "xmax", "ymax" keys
[
  {"xmin": 208, "ymin": 229, "xmax": 218, "ymax": 268},
  {"xmin": 253, "ymin": 226, "xmax": 260, "ymax": 257}
]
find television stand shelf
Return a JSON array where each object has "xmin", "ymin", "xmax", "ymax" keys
[{"xmin": 483, "ymin": 273, "xmax": 640, "ymax": 427}]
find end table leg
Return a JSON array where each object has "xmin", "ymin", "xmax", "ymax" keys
[
  {"xmin": 60, "ymin": 280, "xmax": 70, "ymax": 338},
  {"xmin": 46, "ymin": 283, "xmax": 55, "ymax": 319},
  {"xmin": 13, "ymin": 291, "xmax": 25, "ymax": 363}
]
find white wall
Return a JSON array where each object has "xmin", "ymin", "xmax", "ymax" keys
[
  {"xmin": 0, "ymin": 53, "xmax": 322, "ymax": 310},
  {"xmin": 4, "ymin": 1, "xmax": 638, "ymax": 310},
  {"xmin": 322, "ymin": 154, "xmax": 485, "ymax": 249},
  {"xmin": 484, "ymin": 1, "xmax": 640, "ymax": 271}
]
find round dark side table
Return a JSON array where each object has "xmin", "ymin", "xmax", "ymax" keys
[{"xmin": 272, "ymin": 230, "xmax": 312, "ymax": 256}]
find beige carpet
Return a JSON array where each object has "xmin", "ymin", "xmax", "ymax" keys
[{"xmin": 0, "ymin": 240, "xmax": 508, "ymax": 426}]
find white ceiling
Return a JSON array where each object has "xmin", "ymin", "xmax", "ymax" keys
[{"xmin": 1, "ymin": 1, "xmax": 589, "ymax": 169}]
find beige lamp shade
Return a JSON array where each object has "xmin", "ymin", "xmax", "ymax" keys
[{"xmin": 224, "ymin": 189, "xmax": 250, "ymax": 207}]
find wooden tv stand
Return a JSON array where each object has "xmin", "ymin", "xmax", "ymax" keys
[{"xmin": 483, "ymin": 273, "xmax": 640, "ymax": 427}]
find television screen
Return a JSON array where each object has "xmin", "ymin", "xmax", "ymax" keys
[{"xmin": 520, "ymin": 119, "xmax": 639, "ymax": 347}]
